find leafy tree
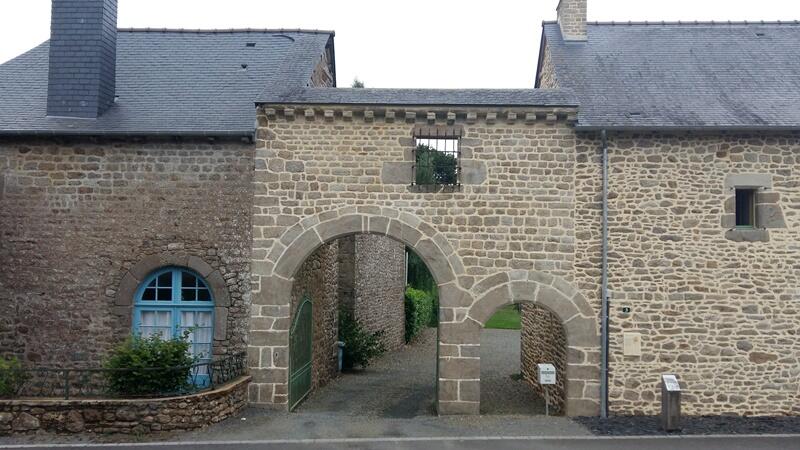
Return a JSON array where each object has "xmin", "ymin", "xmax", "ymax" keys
[
  {"xmin": 415, "ymin": 144, "xmax": 457, "ymax": 185},
  {"xmin": 351, "ymin": 78, "xmax": 365, "ymax": 88}
]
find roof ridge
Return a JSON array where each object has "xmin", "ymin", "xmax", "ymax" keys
[
  {"xmin": 117, "ymin": 27, "xmax": 335, "ymax": 35},
  {"xmin": 586, "ymin": 20, "xmax": 800, "ymax": 26}
]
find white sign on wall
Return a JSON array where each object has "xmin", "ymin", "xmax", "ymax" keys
[
  {"xmin": 538, "ymin": 363, "xmax": 556, "ymax": 385},
  {"xmin": 623, "ymin": 332, "xmax": 642, "ymax": 356}
]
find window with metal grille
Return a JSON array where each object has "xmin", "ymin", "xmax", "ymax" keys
[
  {"xmin": 412, "ymin": 126, "xmax": 461, "ymax": 187},
  {"xmin": 735, "ymin": 188, "xmax": 756, "ymax": 228}
]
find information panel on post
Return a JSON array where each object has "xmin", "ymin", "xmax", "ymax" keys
[
  {"xmin": 662, "ymin": 374, "xmax": 681, "ymax": 392},
  {"xmin": 538, "ymin": 363, "xmax": 556, "ymax": 385}
]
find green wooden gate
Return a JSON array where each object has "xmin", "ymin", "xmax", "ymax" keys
[{"xmin": 289, "ymin": 296, "xmax": 313, "ymax": 411}]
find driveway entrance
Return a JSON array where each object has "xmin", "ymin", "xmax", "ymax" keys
[
  {"xmin": 480, "ymin": 329, "xmax": 546, "ymax": 415},
  {"xmin": 296, "ymin": 328, "xmax": 438, "ymax": 418},
  {"xmin": 292, "ymin": 327, "xmax": 547, "ymax": 417}
]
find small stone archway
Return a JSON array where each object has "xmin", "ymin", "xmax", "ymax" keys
[
  {"xmin": 437, "ymin": 270, "xmax": 600, "ymax": 416},
  {"xmin": 248, "ymin": 206, "xmax": 464, "ymax": 408}
]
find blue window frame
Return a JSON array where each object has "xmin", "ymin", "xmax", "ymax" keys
[{"xmin": 133, "ymin": 267, "xmax": 214, "ymax": 386}]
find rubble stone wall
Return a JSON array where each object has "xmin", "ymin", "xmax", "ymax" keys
[
  {"xmin": 0, "ymin": 137, "xmax": 254, "ymax": 366},
  {"xmin": 290, "ymin": 242, "xmax": 340, "ymax": 393},
  {"xmin": 352, "ymin": 234, "xmax": 406, "ymax": 350},
  {"xmin": 0, "ymin": 376, "xmax": 249, "ymax": 436},
  {"xmin": 573, "ymin": 131, "xmax": 800, "ymax": 416},
  {"xmin": 521, "ymin": 303, "xmax": 568, "ymax": 413}
]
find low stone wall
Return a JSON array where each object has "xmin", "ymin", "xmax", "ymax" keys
[{"xmin": 0, "ymin": 376, "xmax": 250, "ymax": 435}]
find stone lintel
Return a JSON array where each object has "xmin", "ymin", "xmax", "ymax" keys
[{"xmin": 724, "ymin": 173, "xmax": 773, "ymax": 191}]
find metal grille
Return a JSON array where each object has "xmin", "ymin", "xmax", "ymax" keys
[
  {"xmin": 6, "ymin": 352, "xmax": 247, "ymax": 400},
  {"xmin": 412, "ymin": 129, "xmax": 461, "ymax": 187}
]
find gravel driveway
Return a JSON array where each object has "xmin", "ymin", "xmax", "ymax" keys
[
  {"xmin": 480, "ymin": 329, "xmax": 547, "ymax": 415},
  {"xmin": 297, "ymin": 327, "xmax": 438, "ymax": 417},
  {"xmin": 298, "ymin": 326, "xmax": 546, "ymax": 417}
]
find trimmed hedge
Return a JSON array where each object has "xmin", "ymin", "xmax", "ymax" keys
[{"xmin": 405, "ymin": 287, "xmax": 434, "ymax": 342}]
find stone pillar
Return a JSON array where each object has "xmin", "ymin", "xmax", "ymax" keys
[{"xmin": 438, "ymin": 319, "xmax": 481, "ymax": 415}]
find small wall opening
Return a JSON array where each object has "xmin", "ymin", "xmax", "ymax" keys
[
  {"xmin": 479, "ymin": 301, "xmax": 567, "ymax": 415},
  {"xmin": 520, "ymin": 303, "xmax": 567, "ymax": 413}
]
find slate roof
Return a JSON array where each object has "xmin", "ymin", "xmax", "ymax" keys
[
  {"xmin": 259, "ymin": 87, "xmax": 578, "ymax": 107},
  {"xmin": 0, "ymin": 29, "xmax": 333, "ymax": 136},
  {"xmin": 539, "ymin": 21, "xmax": 800, "ymax": 130}
]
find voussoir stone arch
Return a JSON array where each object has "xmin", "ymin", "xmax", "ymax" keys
[
  {"xmin": 260, "ymin": 205, "xmax": 463, "ymax": 290},
  {"xmin": 461, "ymin": 270, "xmax": 600, "ymax": 417}
]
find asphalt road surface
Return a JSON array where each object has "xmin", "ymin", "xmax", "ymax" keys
[{"xmin": 1, "ymin": 435, "xmax": 798, "ymax": 450}]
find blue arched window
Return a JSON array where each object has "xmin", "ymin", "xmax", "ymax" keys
[{"xmin": 134, "ymin": 267, "xmax": 214, "ymax": 375}]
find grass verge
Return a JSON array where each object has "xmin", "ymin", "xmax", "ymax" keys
[{"xmin": 484, "ymin": 304, "xmax": 521, "ymax": 330}]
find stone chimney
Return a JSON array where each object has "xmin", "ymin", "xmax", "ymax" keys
[
  {"xmin": 556, "ymin": 0, "xmax": 587, "ymax": 41},
  {"xmin": 47, "ymin": 0, "xmax": 118, "ymax": 118}
]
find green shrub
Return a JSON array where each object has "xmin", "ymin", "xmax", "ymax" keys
[
  {"xmin": 338, "ymin": 309, "xmax": 386, "ymax": 369},
  {"xmin": 0, "ymin": 356, "xmax": 27, "ymax": 398},
  {"xmin": 104, "ymin": 332, "xmax": 194, "ymax": 396},
  {"xmin": 405, "ymin": 287, "xmax": 434, "ymax": 342},
  {"xmin": 406, "ymin": 249, "xmax": 439, "ymax": 328}
]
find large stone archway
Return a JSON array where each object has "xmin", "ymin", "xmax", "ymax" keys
[
  {"xmin": 438, "ymin": 270, "xmax": 600, "ymax": 416},
  {"xmin": 248, "ymin": 206, "xmax": 464, "ymax": 408}
]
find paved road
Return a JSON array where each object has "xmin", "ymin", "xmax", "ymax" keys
[{"xmin": 1, "ymin": 435, "xmax": 798, "ymax": 449}]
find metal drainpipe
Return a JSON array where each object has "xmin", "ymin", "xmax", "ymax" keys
[{"xmin": 600, "ymin": 129, "xmax": 610, "ymax": 418}]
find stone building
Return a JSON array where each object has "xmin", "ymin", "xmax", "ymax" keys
[
  {"xmin": 1, "ymin": 0, "xmax": 799, "ymax": 420},
  {"xmin": 0, "ymin": 0, "xmax": 405, "ymax": 402},
  {"xmin": 534, "ymin": 0, "xmax": 800, "ymax": 416},
  {"xmin": 248, "ymin": 0, "xmax": 800, "ymax": 416}
]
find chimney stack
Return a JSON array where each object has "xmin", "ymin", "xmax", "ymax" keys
[
  {"xmin": 47, "ymin": 0, "xmax": 118, "ymax": 118},
  {"xmin": 556, "ymin": 0, "xmax": 587, "ymax": 41}
]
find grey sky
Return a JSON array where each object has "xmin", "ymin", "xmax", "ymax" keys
[{"xmin": 1, "ymin": 0, "xmax": 798, "ymax": 88}]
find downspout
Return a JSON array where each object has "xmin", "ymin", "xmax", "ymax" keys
[{"xmin": 600, "ymin": 129, "xmax": 610, "ymax": 418}]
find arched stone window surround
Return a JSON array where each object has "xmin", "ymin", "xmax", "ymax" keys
[
  {"xmin": 248, "ymin": 206, "xmax": 465, "ymax": 407},
  {"xmin": 133, "ymin": 266, "xmax": 215, "ymax": 384},
  {"xmin": 438, "ymin": 270, "xmax": 600, "ymax": 416},
  {"xmin": 115, "ymin": 253, "xmax": 230, "ymax": 347}
]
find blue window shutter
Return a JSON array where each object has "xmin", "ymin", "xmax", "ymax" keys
[{"xmin": 132, "ymin": 266, "xmax": 216, "ymax": 386}]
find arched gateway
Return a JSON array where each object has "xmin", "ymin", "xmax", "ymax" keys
[{"xmin": 247, "ymin": 206, "xmax": 600, "ymax": 416}]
